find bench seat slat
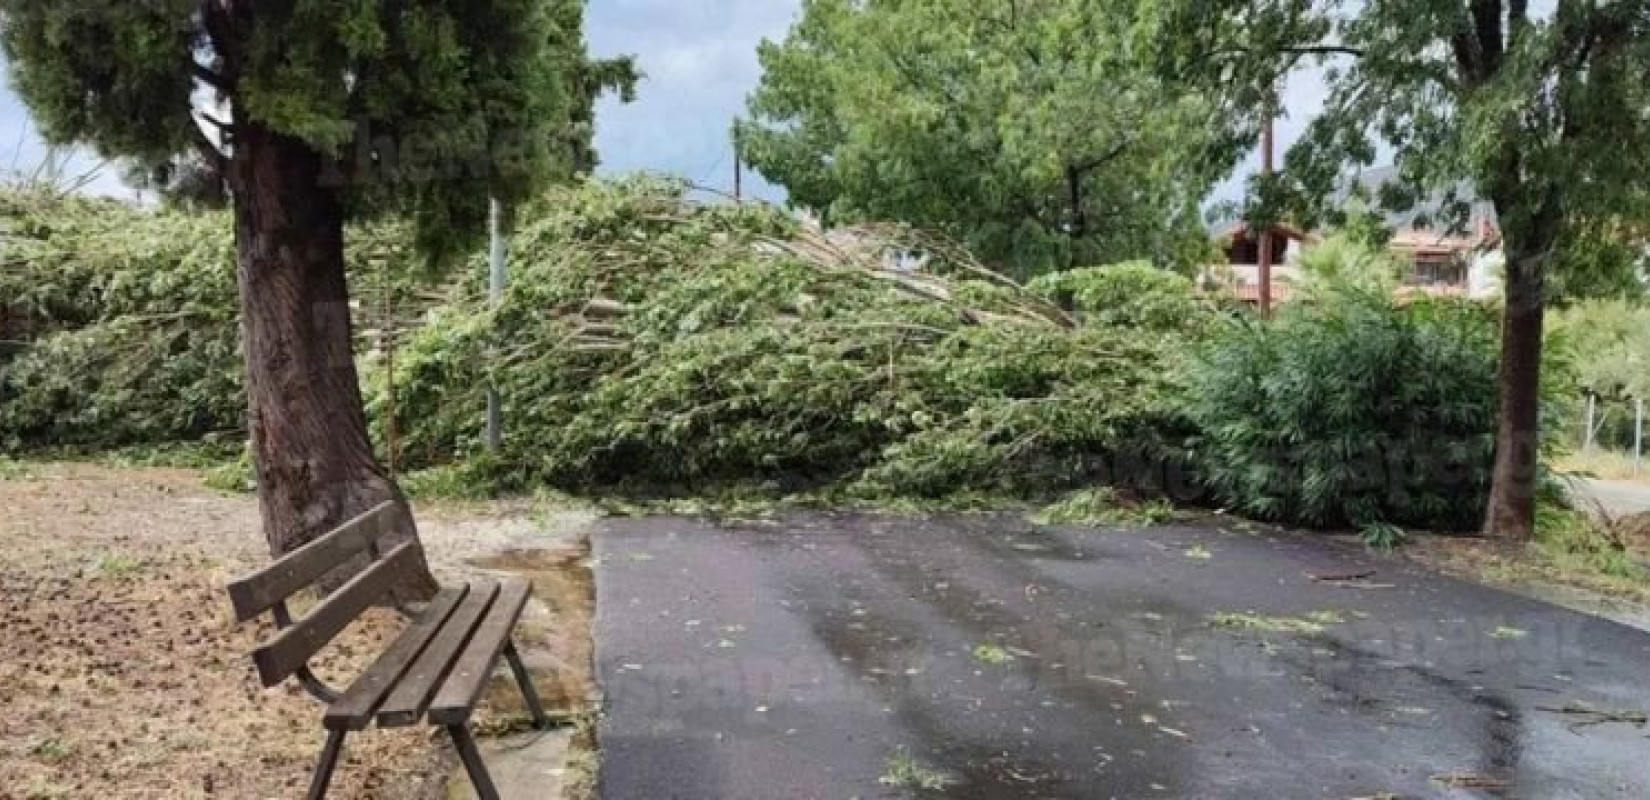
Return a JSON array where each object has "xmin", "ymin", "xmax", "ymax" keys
[
  {"xmin": 226, "ymin": 502, "xmax": 401, "ymax": 622},
  {"xmin": 251, "ymin": 540, "xmax": 422, "ymax": 687},
  {"xmin": 375, "ymin": 581, "xmax": 500, "ymax": 728},
  {"xmin": 324, "ymin": 585, "xmax": 470, "ymax": 731},
  {"xmin": 427, "ymin": 579, "xmax": 533, "ymax": 725}
]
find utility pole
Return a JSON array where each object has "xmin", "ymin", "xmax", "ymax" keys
[
  {"xmin": 485, "ymin": 198, "xmax": 506, "ymax": 453},
  {"xmin": 1635, "ymin": 397, "xmax": 1644, "ymax": 475},
  {"xmin": 733, "ymin": 144, "xmax": 744, "ymax": 202},
  {"xmin": 1257, "ymin": 89, "xmax": 1276, "ymax": 319}
]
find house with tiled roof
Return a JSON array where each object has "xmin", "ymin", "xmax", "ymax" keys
[{"xmin": 1206, "ymin": 167, "xmax": 1505, "ymax": 304}]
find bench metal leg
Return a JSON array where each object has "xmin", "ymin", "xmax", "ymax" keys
[
  {"xmin": 504, "ymin": 638, "xmax": 550, "ymax": 728},
  {"xmin": 306, "ymin": 730, "xmax": 347, "ymax": 800},
  {"xmin": 448, "ymin": 725, "xmax": 500, "ymax": 800}
]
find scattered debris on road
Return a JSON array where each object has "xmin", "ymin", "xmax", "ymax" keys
[
  {"xmin": 1536, "ymin": 702, "xmax": 1649, "ymax": 733},
  {"xmin": 1308, "ymin": 570, "xmax": 1396, "ymax": 589}
]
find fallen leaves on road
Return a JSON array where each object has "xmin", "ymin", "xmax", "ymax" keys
[
  {"xmin": 1431, "ymin": 772, "xmax": 1511, "ymax": 791},
  {"xmin": 1210, "ymin": 609, "xmax": 1345, "ymax": 634}
]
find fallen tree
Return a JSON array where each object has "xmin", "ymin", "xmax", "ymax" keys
[
  {"xmin": 375, "ymin": 178, "xmax": 1207, "ymax": 500},
  {"xmin": 0, "ymin": 188, "xmax": 434, "ymax": 452}
]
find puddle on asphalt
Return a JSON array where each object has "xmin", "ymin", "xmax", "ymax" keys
[{"xmin": 467, "ymin": 545, "xmax": 597, "ymax": 719}]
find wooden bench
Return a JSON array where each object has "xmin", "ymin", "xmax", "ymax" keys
[{"xmin": 226, "ymin": 502, "xmax": 548, "ymax": 800}]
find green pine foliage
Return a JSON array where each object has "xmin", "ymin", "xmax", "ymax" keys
[{"xmin": 0, "ymin": 0, "xmax": 627, "ymax": 255}]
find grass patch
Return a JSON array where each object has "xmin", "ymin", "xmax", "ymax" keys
[
  {"xmin": 1406, "ymin": 501, "xmax": 1650, "ymax": 610},
  {"xmin": 879, "ymin": 748, "xmax": 950, "ymax": 792},
  {"xmin": 1556, "ymin": 450, "xmax": 1650, "ymax": 487},
  {"xmin": 1032, "ymin": 487, "xmax": 1177, "ymax": 527},
  {"xmin": 202, "ymin": 450, "xmax": 255, "ymax": 494},
  {"xmin": 0, "ymin": 456, "xmax": 34, "ymax": 480},
  {"xmin": 29, "ymin": 738, "xmax": 74, "ymax": 764},
  {"xmin": 93, "ymin": 553, "xmax": 145, "ymax": 578},
  {"xmin": 560, "ymin": 712, "xmax": 602, "ymax": 800},
  {"xmin": 1210, "ymin": 609, "xmax": 1344, "ymax": 634},
  {"xmin": 400, "ymin": 462, "xmax": 498, "ymax": 503},
  {"xmin": 1536, "ymin": 502, "xmax": 1644, "ymax": 582}
]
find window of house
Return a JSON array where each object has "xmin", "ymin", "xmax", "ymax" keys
[{"xmin": 1408, "ymin": 253, "xmax": 1467, "ymax": 286}]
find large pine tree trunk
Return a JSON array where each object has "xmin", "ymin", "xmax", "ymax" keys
[
  {"xmin": 230, "ymin": 122, "xmax": 439, "ymax": 598},
  {"xmin": 1482, "ymin": 247, "xmax": 1545, "ymax": 541}
]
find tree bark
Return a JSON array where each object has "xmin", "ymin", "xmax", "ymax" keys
[
  {"xmin": 230, "ymin": 122, "xmax": 439, "ymax": 599},
  {"xmin": 1481, "ymin": 244, "xmax": 1545, "ymax": 541}
]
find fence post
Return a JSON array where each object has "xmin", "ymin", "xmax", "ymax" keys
[
  {"xmin": 485, "ymin": 197, "xmax": 507, "ymax": 454},
  {"xmin": 1635, "ymin": 398, "xmax": 1644, "ymax": 476},
  {"xmin": 1584, "ymin": 393, "xmax": 1597, "ymax": 454}
]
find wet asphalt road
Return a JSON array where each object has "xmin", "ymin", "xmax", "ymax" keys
[{"xmin": 593, "ymin": 513, "xmax": 1650, "ymax": 799}]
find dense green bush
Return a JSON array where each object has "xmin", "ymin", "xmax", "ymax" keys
[
  {"xmin": 373, "ymin": 178, "xmax": 1204, "ymax": 499},
  {"xmin": 1182, "ymin": 277, "xmax": 1505, "ymax": 532}
]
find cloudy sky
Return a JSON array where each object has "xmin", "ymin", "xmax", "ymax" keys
[{"xmin": 0, "ymin": 0, "xmax": 1321, "ymax": 205}]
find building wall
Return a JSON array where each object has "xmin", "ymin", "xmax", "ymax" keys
[{"xmin": 1468, "ymin": 250, "xmax": 1505, "ymax": 300}]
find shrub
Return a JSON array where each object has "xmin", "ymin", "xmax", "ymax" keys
[{"xmin": 1183, "ymin": 278, "xmax": 1504, "ymax": 532}]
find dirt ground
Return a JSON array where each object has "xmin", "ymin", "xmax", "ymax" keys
[
  {"xmin": 1401, "ymin": 512, "xmax": 1650, "ymax": 631},
  {"xmin": 0, "ymin": 463, "xmax": 595, "ymax": 800}
]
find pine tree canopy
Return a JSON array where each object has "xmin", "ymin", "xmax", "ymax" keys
[{"xmin": 1, "ymin": 0, "xmax": 633, "ymax": 254}]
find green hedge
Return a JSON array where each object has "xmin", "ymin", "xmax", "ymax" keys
[{"xmin": 1183, "ymin": 279, "xmax": 1505, "ymax": 532}]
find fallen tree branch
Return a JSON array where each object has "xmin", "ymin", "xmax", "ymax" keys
[{"xmin": 1536, "ymin": 702, "xmax": 1648, "ymax": 733}]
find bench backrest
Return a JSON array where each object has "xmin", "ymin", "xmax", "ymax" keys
[{"xmin": 225, "ymin": 502, "xmax": 420, "ymax": 687}]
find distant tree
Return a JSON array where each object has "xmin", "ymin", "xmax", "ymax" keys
[
  {"xmin": 1152, "ymin": 0, "xmax": 1650, "ymax": 540},
  {"xmin": 738, "ymin": 0, "xmax": 1224, "ymax": 277},
  {"xmin": 1554, "ymin": 299, "xmax": 1650, "ymax": 401},
  {"xmin": 0, "ymin": 0, "xmax": 628, "ymax": 582}
]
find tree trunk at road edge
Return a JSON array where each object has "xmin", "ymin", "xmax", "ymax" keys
[
  {"xmin": 1482, "ymin": 245, "xmax": 1545, "ymax": 542},
  {"xmin": 231, "ymin": 122, "xmax": 439, "ymax": 600}
]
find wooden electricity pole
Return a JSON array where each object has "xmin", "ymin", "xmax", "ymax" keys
[
  {"xmin": 734, "ymin": 147, "xmax": 744, "ymax": 202},
  {"xmin": 1257, "ymin": 90, "xmax": 1277, "ymax": 318}
]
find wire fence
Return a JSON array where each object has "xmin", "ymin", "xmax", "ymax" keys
[{"xmin": 1571, "ymin": 394, "xmax": 1646, "ymax": 478}]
